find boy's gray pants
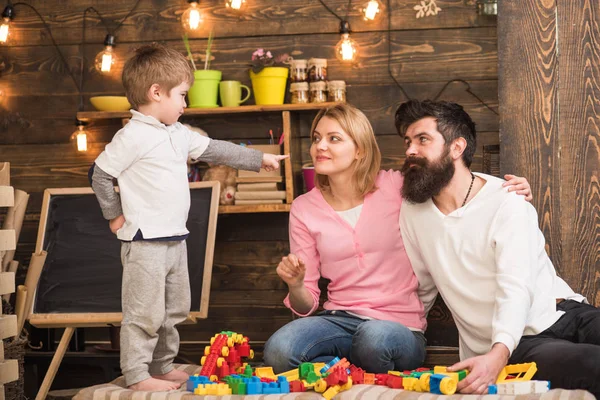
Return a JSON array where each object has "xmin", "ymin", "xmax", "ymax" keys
[{"xmin": 120, "ymin": 240, "xmax": 190, "ymax": 387}]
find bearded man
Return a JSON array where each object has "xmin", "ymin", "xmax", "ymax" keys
[{"xmin": 396, "ymin": 100, "xmax": 600, "ymax": 396}]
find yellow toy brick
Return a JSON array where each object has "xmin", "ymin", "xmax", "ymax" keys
[
  {"xmin": 497, "ymin": 362, "xmax": 537, "ymax": 383},
  {"xmin": 323, "ymin": 386, "xmax": 341, "ymax": 400},
  {"xmin": 402, "ymin": 377, "xmax": 421, "ymax": 392},
  {"xmin": 255, "ymin": 366, "xmax": 276, "ymax": 379}
]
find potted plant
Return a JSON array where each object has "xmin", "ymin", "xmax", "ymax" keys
[
  {"xmin": 248, "ymin": 48, "xmax": 289, "ymax": 105},
  {"xmin": 185, "ymin": 31, "xmax": 222, "ymax": 108}
]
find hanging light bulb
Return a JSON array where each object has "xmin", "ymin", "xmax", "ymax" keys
[
  {"xmin": 362, "ymin": 0, "xmax": 381, "ymax": 21},
  {"xmin": 94, "ymin": 34, "xmax": 116, "ymax": 74},
  {"xmin": 225, "ymin": 0, "xmax": 246, "ymax": 11},
  {"xmin": 335, "ymin": 21, "xmax": 359, "ymax": 63},
  {"xmin": 71, "ymin": 120, "xmax": 89, "ymax": 152},
  {"xmin": 182, "ymin": 1, "xmax": 203, "ymax": 31},
  {"xmin": 0, "ymin": 5, "xmax": 14, "ymax": 44}
]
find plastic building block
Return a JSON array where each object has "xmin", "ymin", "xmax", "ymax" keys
[
  {"xmin": 322, "ymin": 376, "xmax": 353, "ymax": 400},
  {"xmin": 363, "ymin": 373, "xmax": 376, "ymax": 385},
  {"xmin": 329, "ymin": 357, "xmax": 351, "ymax": 374},
  {"xmin": 244, "ymin": 376, "xmax": 263, "ymax": 395},
  {"xmin": 299, "ymin": 362, "xmax": 320, "ymax": 383},
  {"xmin": 277, "ymin": 363, "xmax": 325, "ymax": 381},
  {"xmin": 375, "ymin": 374, "xmax": 389, "ymax": 386},
  {"xmin": 193, "ymin": 383, "xmax": 232, "ymax": 395},
  {"xmin": 429, "ymin": 373, "xmax": 458, "ymax": 395},
  {"xmin": 255, "ymin": 367, "xmax": 276, "ymax": 379},
  {"xmin": 489, "ymin": 380, "xmax": 550, "ymax": 395},
  {"xmin": 402, "ymin": 376, "xmax": 423, "ymax": 392},
  {"xmin": 433, "ymin": 366, "xmax": 468, "ymax": 382},
  {"xmin": 386, "ymin": 375, "xmax": 403, "ymax": 389},
  {"xmin": 350, "ymin": 365, "xmax": 365, "ymax": 384},
  {"xmin": 289, "ymin": 380, "xmax": 306, "ymax": 392},
  {"xmin": 187, "ymin": 375, "xmax": 214, "ymax": 392},
  {"xmin": 496, "ymin": 362, "xmax": 538, "ymax": 383},
  {"xmin": 277, "ymin": 376, "xmax": 290, "ymax": 394},
  {"xmin": 222, "ymin": 375, "xmax": 247, "ymax": 395},
  {"xmin": 325, "ymin": 366, "xmax": 348, "ymax": 387},
  {"xmin": 242, "ymin": 364, "xmax": 253, "ymax": 377},
  {"xmin": 320, "ymin": 357, "xmax": 341, "ymax": 375}
]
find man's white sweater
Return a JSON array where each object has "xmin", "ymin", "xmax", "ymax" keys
[{"xmin": 400, "ymin": 173, "xmax": 585, "ymax": 360}]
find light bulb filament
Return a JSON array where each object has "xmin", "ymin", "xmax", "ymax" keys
[
  {"xmin": 189, "ymin": 8, "xmax": 201, "ymax": 29},
  {"xmin": 0, "ymin": 19, "xmax": 9, "ymax": 43},
  {"xmin": 101, "ymin": 52, "xmax": 112, "ymax": 72},
  {"xmin": 364, "ymin": 0, "xmax": 379, "ymax": 20},
  {"xmin": 76, "ymin": 132, "xmax": 87, "ymax": 152}
]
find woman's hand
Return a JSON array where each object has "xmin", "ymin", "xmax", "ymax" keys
[
  {"xmin": 503, "ymin": 174, "xmax": 533, "ymax": 202},
  {"xmin": 276, "ymin": 253, "xmax": 306, "ymax": 288}
]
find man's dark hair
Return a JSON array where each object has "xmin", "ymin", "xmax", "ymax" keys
[{"xmin": 395, "ymin": 100, "xmax": 477, "ymax": 168}]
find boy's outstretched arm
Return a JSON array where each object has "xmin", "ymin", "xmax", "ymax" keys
[{"xmin": 192, "ymin": 138, "xmax": 287, "ymax": 172}]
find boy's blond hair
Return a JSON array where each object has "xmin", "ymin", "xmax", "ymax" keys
[
  {"xmin": 310, "ymin": 103, "xmax": 381, "ymax": 196},
  {"xmin": 122, "ymin": 43, "xmax": 195, "ymax": 109}
]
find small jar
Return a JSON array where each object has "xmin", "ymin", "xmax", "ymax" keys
[
  {"xmin": 290, "ymin": 82, "xmax": 309, "ymax": 104},
  {"xmin": 327, "ymin": 80, "xmax": 347, "ymax": 102},
  {"xmin": 309, "ymin": 81, "xmax": 328, "ymax": 103},
  {"xmin": 308, "ymin": 58, "xmax": 328, "ymax": 81},
  {"xmin": 289, "ymin": 59, "xmax": 308, "ymax": 82}
]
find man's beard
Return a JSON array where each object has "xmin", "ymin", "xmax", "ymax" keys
[{"xmin": 401, "ymin": 149, "xmax": 455, "ymax": 204}]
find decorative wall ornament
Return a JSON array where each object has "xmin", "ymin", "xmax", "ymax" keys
[{"xmin": 414, "ymin": 0, "xmax": 441, "ymax": 18}]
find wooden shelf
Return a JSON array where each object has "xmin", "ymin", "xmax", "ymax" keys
[
  {"xmin": 77, "ymin": 102, "xmax": 341, "ymax": 121},
  {"xmin": 218, "ymin": 203, "xmax": 291, "ymax": 214}
]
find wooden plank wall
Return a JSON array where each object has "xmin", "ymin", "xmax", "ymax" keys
[
  {"xmin": 498, "ymin": 0, "xmax": 599, "ymax": 306},
  {"xmin": 0, "ymin": 0, "xmax": 499, "ymax": 350}
]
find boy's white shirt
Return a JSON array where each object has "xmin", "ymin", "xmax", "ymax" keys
[
  {"xmin": 95, "ymin": 109, "xmax": 210, "ymax": 240},
  {"xmin": 399, "ymin": 172, "xmax": 585, "ymax": 360}
]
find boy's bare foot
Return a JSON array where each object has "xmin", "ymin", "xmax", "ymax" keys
[
  {"xmin": 153, "ymin": 369, "xmax": 190, "ymax": 383},
  {"xmin": 128, "ymin": 377, "xmax": 180, "ymax": 391}
]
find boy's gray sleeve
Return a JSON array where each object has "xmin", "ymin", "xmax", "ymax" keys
[
  {"xmin": 91, "ymin": 164, "xmax": 123, "ymax": 220},
  {"xmin": 194, "ymin": 139, "xmax": 263, "ymax": 172}
]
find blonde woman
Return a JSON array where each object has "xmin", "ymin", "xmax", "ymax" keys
[{"xmin": 264, "ymin": 103, "xmax": 532, "ymax": 373}]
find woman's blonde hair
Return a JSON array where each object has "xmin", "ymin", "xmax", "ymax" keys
[
  {"xmin": 310, "ymin": 103, "xmax": 381, "ymax": 196},
  {"xmin": 122, "ymin": 43, "xmax": 195, "ymax": 109}
]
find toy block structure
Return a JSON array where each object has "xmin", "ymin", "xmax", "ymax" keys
[
  {"xmin": 0, "ymin": 162, "xmax": 18, "ymax": 400},
  {"xmin": 489, "ymin": 380, "xmax": 550, "ymax": 395}
]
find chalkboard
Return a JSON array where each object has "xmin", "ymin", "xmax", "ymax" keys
[{"xmin": 28, "ymin": 182, "xmax": 220, "ymax": 328}]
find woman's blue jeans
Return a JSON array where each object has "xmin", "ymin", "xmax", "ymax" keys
[{"xmin": 264, "ymin": 310, "xmax": 426, "ymax": 374}]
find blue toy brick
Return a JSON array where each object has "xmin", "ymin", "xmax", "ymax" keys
[
  {"xmin": 278, "ymin": 376, "xmax": 290, "ymax": 394},
  {"xmin": 488, "ymin": 384, "xmax": 498, "ymax": 395},
  {"xmin": 320, "ymin": 357, "xmax": 341, "ymax": 374},
  {"xmin": 262, "ymin": 382, "xmax": 281, "ymax": 394},
  {"xmin": 429, "ymin": 374, "xmax": 447, "ymax": 395},
  {"xmin": 244, "ymin": 377, "xmax": 262, "ymax": 395},
  {"xmin": 186, "ymin": 375, "xmax": 214, "ymax": 392}
]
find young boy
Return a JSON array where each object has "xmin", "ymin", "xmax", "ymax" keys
[{"xmin": 90, "ymin": 43, "xmax": 286, "ymax": 391}]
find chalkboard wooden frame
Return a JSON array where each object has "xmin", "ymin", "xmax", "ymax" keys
[{"xmin": 28, "ymin": 182, "xmax": 220, "ymax": 328}]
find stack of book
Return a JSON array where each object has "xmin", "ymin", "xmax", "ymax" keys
[{"xmin": 235, "ymin": 182, "xmax": 286, "ymax": 205}]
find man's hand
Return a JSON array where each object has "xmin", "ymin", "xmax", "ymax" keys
[
  {"xmin": 261, "ymin": 153, "xmax": 289, "ymax": 172},
  {"xmin": 109, "ymin": 214, "xmax": 125, "ymax": 234},
  {"xmin": 503, "ymin": 174, "xmax": 533, "ymax": 202},
  {"xmin": 276, "ymin": 254, "xmax": 306, "ymax": 289},
  {"xmin": 449, "ymin": 343, "xmax": 509, "ymax": 394}
]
